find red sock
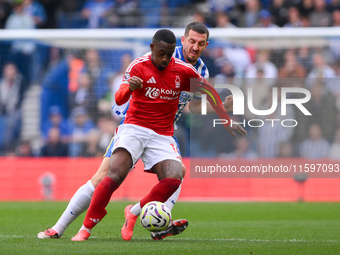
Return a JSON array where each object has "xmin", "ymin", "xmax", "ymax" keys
[
  {"xmin": 140, "ymin": 178, "xmax": 181, "ymax": 208},
  {"xmin": 84, "ymin": 176, "xmax": 119, "ymax": 229}
]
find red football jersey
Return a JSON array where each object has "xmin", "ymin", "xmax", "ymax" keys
[{"xmin": 116, "ymin": 55, "xmax": 230, "ymax": 136}]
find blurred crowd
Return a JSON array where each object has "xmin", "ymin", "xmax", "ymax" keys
[
  {"xmin": 0, "ymin": 0, "xmax": 340, "ymax": 29},
  {"xmin": 0, "ymin": 0, "xmax": 340, "ymax": 159}
]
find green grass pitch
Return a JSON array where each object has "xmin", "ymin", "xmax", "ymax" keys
[{"xmin": 0, "ymin": 202, "xmax": 339, "ymax": 255}]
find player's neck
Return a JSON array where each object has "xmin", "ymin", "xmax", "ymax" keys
[{"xmin": 184, "ymin": 56, "xmax": 197, "ymax": 66}]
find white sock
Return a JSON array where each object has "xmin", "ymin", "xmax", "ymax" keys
[
  {"xmin": 164, "ymin": 182, "xmax": 182, "ymax": 211},
  {"xmin": 51, "ymin": 180, "xmax": 95, "ymax": 236},
  {"xmin": 130, "ymin": 202, "xmax": 141, "ymax": 216},
  {"xmin": 79, "ymin": 224, "xmax": 91, "ymax": 234}
]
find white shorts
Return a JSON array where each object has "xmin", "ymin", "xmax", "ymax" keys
[{"xmin": 113, "ymin": 124, "xmax": 181, "ymax": 170}]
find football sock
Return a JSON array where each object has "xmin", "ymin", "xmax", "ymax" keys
[
  {"xmin": 131, "ymin": 180, "xmax": 183, "ymax": 216},
  {"xmin": 130, "ymin": 202, "xmax": 141, "ymax": 216},
  {"xmin": 83, "ymin": 176, "xmax": 119, "ymax": 229},
  {"xmin": 52, "ymin": 180, "xmax": 95, "ymax": 236},
  {"xmin": 164, "ymin": 182, "xmax": 182, "ymax": 211},
  {"xmin": 78, "ymin": 224, "xmax": 92, "ymax": 235},
  {"xmin": 140, "ymin": 178, "xmax": 181, "ymax": 208}
]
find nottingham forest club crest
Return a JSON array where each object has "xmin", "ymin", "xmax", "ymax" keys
[{"xmin": 175, "ymin": 76, "xmax": 181, "ymax": 88}]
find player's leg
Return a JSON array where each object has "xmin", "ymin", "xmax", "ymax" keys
[
  {"xmin": 121, "ymin": 134, "xmax": 183, "ymax": 241},
  {"xmin": 129, "ymin": 161, "xmax": 186, "ymax": 216},
  {"xmin": 72, "ymin": 124, "xmax": 144, "ymax": 241},
  {"xmin": 37, "ymin": 138, "xmax": 115, "ymax": 239},
  {"xmin": 37, "ymin": 157, "xmax": 110, "ymax": 239},
  {"xmin": 121, "ymin": 159, "xmax": 182, "ymax": 241},
  {"xmin": 150, "ymin": 161, "xmax": 188, "ymax": 240},
  {"xmin": 71, "ymin": 148, "xmax": 132, "ymax": 241},
  {"xmin": 127, "ymin": 161, "xmax": 188, "ymax": 240}
]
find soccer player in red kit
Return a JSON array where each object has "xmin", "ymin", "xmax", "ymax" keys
[{"xmin": 71, "ymin": 29, "xmax": 246, "ymax": 241}]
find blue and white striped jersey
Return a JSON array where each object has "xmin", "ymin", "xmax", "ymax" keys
[
  {"xmin": 113, "ymin": 46, "xmax": 209, "ymax": 128},
  {"xmin": 173, "ymin": 46, "xmax": 209, "ymax": 129}
]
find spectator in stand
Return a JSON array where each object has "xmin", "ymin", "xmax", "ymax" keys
[
  {"xmin": 300, "ymin": 13, "xmax": 311, "ymax": 27},
  {"xmin": 269, "ymin": 0, "xmax": 289, "ymax": 27},
  {"xmin": 41, "ymin": 126, "xmax": 69, "ymax": 157},
  {"xmin": 110, "ymin": 53, "xmax": 132, "ymax": 120},
  {"xmin": 328, "ymin": 0, "xmax": 340, "ymax": 12},
  {"xmin": 0, "ymin": 62, "xmax": 25, "ymax": 154},
  {"xmin": 297, "ymin": 46, "xmax": 314, "ymax": 73},
  {"xmin": 225, "ymin": 137, "xmax": 258, "ymax": 159},
  {"xmin": 41, "ymin": 105, "xmax": 69, "ymax": 143},
  {"xmin": 245, "ymin": 50, "xmax": 278, "ymax": 83},
  {"xmin": 257, "ymin": 101, "xmax": 295, "ymax": 158},
  {"xmin": 192, "ymin": 9, "xmax": 214, "ymax": 27},
  {"xmin": 303, "ymin": 82, "xmax": 338, "ymax": 142},
  {"xmin": 278, "ymin": 141, "xmax": 294, "ymax": 158},
  {"xmin": 5, "ymin": 0, "xmax": 35, "ymax": 87},
  {"xmin": 298, "ymin": 0, "xmax": 314, "ymax": 18},
  {"xmin": 68, "ymin": 106, "xmax": 96, "ymax": 157},
  {"xmin": 329, "ymin": 127, "xmax": 340, "ymax": 160},
  {"xmin": 200, "ymin": 48, "xmax": 221, "ymax": 78},
  {"xmin": 0, "ymin": 0, "xmax": 12, "ymax": 29},
  {"xmin": 81, "ymin": 129, "xmax": 101, "ymax": 157},
  {"xmin": 215, "ymin": 11, "xmax": 236, "ymax": 28},
  {"xmin": 238, "ymin": 0, "xmax": 261, "ymax": 27},
  {"xmin": 40, "ymin": 51, "xmax": 78, "ymax": 130},
  {"xmin": 244, "ymin": 68, "xmax": 273, "ymax": 119},
  {"xmin": 38, "ymin": 0, "xmax": 60, "ymax": 28},
  {"xmin": 96, "ymin": 114, "xmax": 117, "ymax": 154},
  {"xmin": 57, "ymin": 0, "xmax": 87, "ymax": 28},
  {"xmin": 208, "ymin": 0, "xmax": 236, "ymax": 14},
  {"xmin": 305, "ymin": 52, "xmax": 337, "ymax": 95},
  {"xmin": 81, "ymin": 0, "xmax": 114, "ymax": 28},
  {"xmin": 332, "ymin": 9, "xmax": 340, "ymax": 26},
  {"xmin": 69, "ymin": 71, "xmax": 98, "ymax": 122},
  {"xmin": 22, "ymin": 0, "xmax": 47, "ymax": 28},
  {"xmin": 278, "ymin": 49, "xmax": 306, "ymax": 79},
  {"xmin": 214, "ymin": 60, "xmax": 236, "ymax": 86},
  {"xmin": 299, "ymin": 123, "xmax": 330, "ymax": 158},
  {"xmin": 16, "ymin": 140, "xmax": 34, "ymax": 157},
  {"xmin": 284, "ymin": 6, "xmax": 304, "ymax": 27},
  {"xmin": 83, "ymin": 49, "xmax": 111, "ymax": 103},
  {"xmin": 104, "ymin": 0, "xmax": 141, "ymax": 28},
  {"xmin": 254, "ymin": 9, "xmax": 279, "ymax": 28},
  {"xmin": 310, "ymin": 0, "xmax": 332, "ymax": 27},
  {"xmin": 215, "ymin": 45, "xmax": 252, "ymax": 79}
]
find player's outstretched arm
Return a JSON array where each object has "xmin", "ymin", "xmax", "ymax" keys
[
  {"xmin": 193, "ymin": 79, "xmax": 246, "ymax": 138},
  {"xmin": 189, "ymin": 95, "xmax": 233, "ymax": 114}
]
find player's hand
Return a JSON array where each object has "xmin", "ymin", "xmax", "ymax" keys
[
  {"xmin": 225, "ymin": 123, "xmax": 247, "ymax": 138},
  {"xmin": 223, "ymin": 95, "xmax": 233, "ymax": 112},
  {"xmin": 129, "ymin": 76, "xmax": 143, "ymax": 91}
]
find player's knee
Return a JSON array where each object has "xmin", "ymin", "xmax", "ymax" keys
[
  {"xmin": 107, "ymin": 168, "xmax": 127, "ymax": 185},
  {"xmin": 107, "ymin": 148, "xmax": 132, "ymax": 184},
  {"xmin": 90, "ymin": 157, "xmax": 110, "ymax": 187}
]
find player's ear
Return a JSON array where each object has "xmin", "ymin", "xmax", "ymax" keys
[
  {"xmin": 205, "ymin": 41, "xmax": 209, "ymax": 49},
  {"xmin": 150, "ymin": 43, "xmax": 154, "ymax": 52},
  {"xmin": 181, "ymin": 36, "xmax": 185, "ymax": 45}
]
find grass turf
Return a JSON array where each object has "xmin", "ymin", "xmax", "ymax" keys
[{"xmin": 0, "ymin": 202, "xmax": 339, "ymax": 255}]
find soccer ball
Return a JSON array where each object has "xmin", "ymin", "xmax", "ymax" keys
[{"xmin": 140, "ymin": 201, "xmax": 171, "ymax": 231}]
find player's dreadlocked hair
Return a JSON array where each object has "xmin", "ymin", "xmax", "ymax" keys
[
  {"xmin": 184, "ymin": 22, "xmax": 209, "ymax": 41},
  {"xmin": 153, "ymin": 29, "xmax": 176, "ymax": 45}
]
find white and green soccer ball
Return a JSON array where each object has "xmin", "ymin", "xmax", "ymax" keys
[{"xmin": 140, "ymin": 201, "xmax": 171, "ymax": 231}]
